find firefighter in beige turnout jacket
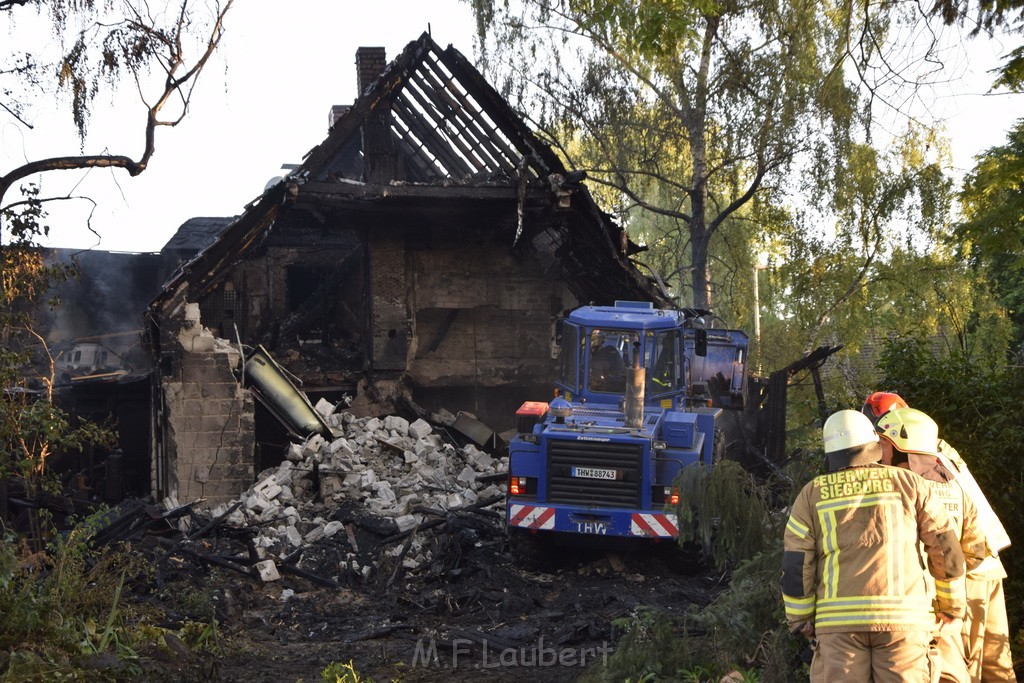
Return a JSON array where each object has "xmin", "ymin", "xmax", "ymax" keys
[
  {"xmin": 864, "ymin": 393, "xmax": 1016, "ymax": 683},
  {"xmin": 877, "ymin": 407, "xmax": 987, "ymax": 683},
  {"xmin": 783, "ymin": 410, "xmax": 967, "ymax": 683},
  {"xmin": 938, "ymin": 440, "xmax": 1016, "ymax": 682}
]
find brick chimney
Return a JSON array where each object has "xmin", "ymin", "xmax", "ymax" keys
[
  {"xmin": 356, "ymin": 47, "xmax": 386, "ymax": 96},
  {"xmin": 328, "ymin": 104, "xmax": 350, "ymax": 131},
  {"xmin": 355, "ymin": 46, "xmax": 400, "ymax": 183}
]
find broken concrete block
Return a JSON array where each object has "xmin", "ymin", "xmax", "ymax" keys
[
  {"xmin": 403, "ymin": 451, "xmax": 419, "ymax": 464},
  {"xmin": 303, "ymin": 434, "xmax": 326, "ymax": 457},
  {"xmin": 320, "ymin": 474, "xmax": 343, "ymax": 497},
  {"xmin": 372, "ymin": 481, "xmax": 396, "ymax": 503},
  {"xmin": 329, "ymin": 454, "xmax": 354, "ymax": 472},
  {"xmin": 255, "ymin": 559, "xmax": 281, "ymax": 582},
  {"xmin": 365, "ymin": 499, "xmax": 396, "ymax": 515},
  {"xmin": 364, "ymin": 417, "xmax": 382, "ymax": 433},
  {"xmin": 246, "ymin": 492, "xmax": 272, "ymax": 514},
  {"xmin": 314, "ymin": 397, "xmax": 334, "ymax": 417},
  {"xmin": 394, "ymin": 514, "xmax": 418, "ymax": 533},
  {"xmin": 280, "ymin": 588, "xmax": 295, "ymax": 601},
  {"xmin": 323, "ymin": 520, "xmax": 345, "ymax": 538},
  {"xmin": 278, "ymin": 485, "xmax": 295, "ymax": 504},
  {"xmin": 468, "ymin": 451, "xmax": 495, "ymax": 471},
  {"xmin": 226, "ymin": 509, "xmax": 245, "ymax": 526},
  {"xmin": 343, "ymin": 472, "xmax": 362, "ymax": 488},
  {"xmin": 456, "ymin": 466, "xmax": 477, "ymax": 485},
  {"xmin": 284, "ymin": 525, "xmax": 303, "ymax": 547},
  {"xmin": 183, "ymin": 302, "xmax": 201, "ymax": 324},
  {"xmin": 384, "ymin": 415, "xmax": 409, "ymax": 436},
  {"xmin": 446, "ymin": 493, "xmax": 464, "ymax": 509},
  {"xmin": 327, "ymin": 438, "xmax": 354, "ymax": 456},
  {"xmin": 285, "ymin": 443, "xmax": 304, "ymax": 462},
  {"xmin": 408, "ymin": 418, "xmax": 432, "ymax": 440},
  {"xmin": 282, "ymin": 506, "xmax": 299, "ymax": 524},
  {"xmin": 254, "ymin": 479, "xmax": 282, "ymax": 501},
  {"xmin": 184, "ymin": 333, "xmax": 216, "ymax": 353},
  {"xmin": 305, "ymin": 524, "xmax": 326, "ymax": 544}
]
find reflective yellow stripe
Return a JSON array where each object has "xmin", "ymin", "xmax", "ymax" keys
[
  {"xmin": 818, "ymin": 596, "xmax": 932, "ymax": 607},
  {"xmin": 787, "ymin": 516, "xmax": 809, "ymax": 539},
  {"xmin": 819, "ymin": 510, "xmax": 839, "ymax": 599},
  {"xmin": 815, "ymin": 492, "xmax": 902, "ymax": 512},
  {"xmin": 934, "ymin": 580, "xmax": 954, "ymax": 599},
  {"xmin": 785, "ymin": 596, "xmax": 816, "ymax": 616}
]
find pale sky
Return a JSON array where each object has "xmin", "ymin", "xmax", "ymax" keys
[{"xmin": 4, "ymin": 1, "xmax": 1021, "ymax": 254}]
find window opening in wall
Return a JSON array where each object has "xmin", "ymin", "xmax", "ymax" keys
[{"xmin": 202, "ymin": 280, "xmax": 245, "ymax": 339}]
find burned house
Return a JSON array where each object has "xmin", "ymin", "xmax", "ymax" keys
[{"xmin": 146, "ymin": 34, "xmax": 670, "ymax": 506}]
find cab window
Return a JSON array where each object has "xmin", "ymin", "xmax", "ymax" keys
[{"xmin": 649, "ymin": 329, "xmax": 682, "ymax": 394}]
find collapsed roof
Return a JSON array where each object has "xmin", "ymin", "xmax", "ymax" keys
[{"xmin": 152, "ymin": 32, "xmax": 671, "ymax": 318}]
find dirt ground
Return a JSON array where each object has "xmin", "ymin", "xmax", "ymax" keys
[{"xmin": 133, "ymin": 509, "xmax": 723, "ymax": 683}]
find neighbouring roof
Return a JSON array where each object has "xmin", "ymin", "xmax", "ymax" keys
[
  {"xmin": 151, "ymin": 32, "xmax": 671, "ymax": 316},
  {"xmin": 162, "ymin": 217, "xmax": 236, "ymax": 253}
]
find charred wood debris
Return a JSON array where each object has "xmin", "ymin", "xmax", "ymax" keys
[{"xmin": 59, "ymin": 402, "xmax": 716, "ymax": 677}]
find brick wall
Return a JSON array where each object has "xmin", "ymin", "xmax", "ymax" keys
[
  {"xmin": 405, "ymin": 231, "xmax": 574, "ymax": 388},
  {"xmin": 162, "ymin": 350, "xmax": 254, "ymax": 506},
  {"xmin": 370, "ymin": 227, "xmax": 409, "ymax": 370}
]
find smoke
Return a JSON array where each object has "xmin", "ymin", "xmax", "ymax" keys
[{"xmin": 43, "ymin": 249, "xmax": 164, "ymax": 345}]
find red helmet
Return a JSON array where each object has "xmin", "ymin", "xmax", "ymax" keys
[{"xmin": 862, "ymin": 391, "xmax": 908, "ymax": 420}]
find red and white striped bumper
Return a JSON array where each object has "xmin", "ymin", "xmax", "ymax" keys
[
  {"xmin": 629, "ymin": 512, "xmax": 679, "ymax": 537},
  {"xmin": 508, "ymin": 503, "xmax": 556, "ymax": 530}
]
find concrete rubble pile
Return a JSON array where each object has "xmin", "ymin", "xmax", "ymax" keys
[{"xmin": 206, "ymin": 398, "xmax": 508, "ymax": 581}]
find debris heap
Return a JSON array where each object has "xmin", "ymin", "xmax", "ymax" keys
[{"xmin": 205, "ymin": 402, "xmax": 508, "ymax": 581}]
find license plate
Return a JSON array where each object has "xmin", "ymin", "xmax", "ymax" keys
[{"xmin": 571, "ymin": 466, "xmax": 618, "ymax": 480}]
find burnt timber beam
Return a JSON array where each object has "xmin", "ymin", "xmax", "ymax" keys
[{"xmin": 293, "ymin": 181, "xmax": 553, "ymax": 204}]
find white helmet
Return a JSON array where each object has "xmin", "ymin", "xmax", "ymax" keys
[
  {"xmin": 823, "ymin": 410, "xmax": 879, "ymax": 453},
  {"xmin": 877, "ymin": 407, "xmax": 939, "ymax": 455}
]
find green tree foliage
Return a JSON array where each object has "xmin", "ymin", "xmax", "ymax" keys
[
  {"xmin": 0, "ymin": 0, "xmax": 236, "ymax": 213},
  {"xmin": 876, "ymin": 336, "xmax": 1024, "ymax": 645},
  {"xmin": 958, "ymin": 118, "xmax": 1024, "ymax": 355},
  {"xmin": 0, "ymin": 0, "xmax": 237, "ymax": 492},
  {"xmin": 471, "ymin": 0, "xmax": 960, "ymax": 313}
]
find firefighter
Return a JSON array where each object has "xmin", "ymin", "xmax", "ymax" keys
[
  {"xmin": 878, "ymin": 407, "xmax": 988, "ymax": 683},
  {"xmin": 862, "ymin": 390, "xmax": 909, "ymax": 421},
  {"xmin": 867, "ymin": 393, "xmax": 1016, "ymax": 683},
  {"xmin": 783, "ymin": 409, "xmax": 967, "ymax": 683},
  {"xmin": 589, "ymin": 331, "xmax": 625, "ymax": 391}
]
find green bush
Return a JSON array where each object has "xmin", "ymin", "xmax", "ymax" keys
[
  {"xmin": 593, "ymin": 455, "xmax": 816, "ymax": 682},
  {"xmin": 0, "ymin": 511, "xmax": 219, "ymax": 680}
]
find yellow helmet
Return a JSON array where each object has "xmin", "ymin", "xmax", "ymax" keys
[
  {"xmin": 877, "ymin": 407, "xmax": 939, "ymax": 455},
  {"xmin": 822, "ymin": 410, "xmax": 879, "ymax": 453}
]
